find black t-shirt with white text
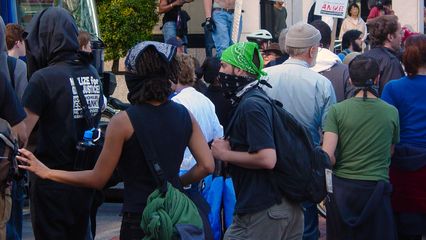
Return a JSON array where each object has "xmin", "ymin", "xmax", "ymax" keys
[
  {"xmin": 22, "ymin": 61, "xmax": 103, "ymax": 170},
  {"xmin": 228, "ymin": 87, "xmax": 281, "ymax": 214}
]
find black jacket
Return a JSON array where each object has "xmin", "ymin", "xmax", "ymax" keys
[{"xmin": 363, "ymin": 47, "xmax": 405, "ymax": 96}]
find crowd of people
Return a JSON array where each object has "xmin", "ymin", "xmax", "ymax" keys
[{"xmin": 0, "ymin": 1, "xmax": 425, "ymax": 240}]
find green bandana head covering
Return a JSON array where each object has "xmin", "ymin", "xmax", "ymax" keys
[{"xmin": 221, "ymin": 42, "xmax": 267, "ymax": 79}]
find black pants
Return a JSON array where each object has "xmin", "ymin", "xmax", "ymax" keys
[
  {"xmin": 30, "ymin": 177, "xmax": 93, "ymax": 240},
  {"xmin": 120, "ymin": 212, "xmax": 145, "ymax": 240}
]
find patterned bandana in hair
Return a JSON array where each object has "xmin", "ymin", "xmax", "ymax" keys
[
  {"xmin": 220, "ymin": 42, "xmax": 267, "ymax": 79},
  {"xmin": 125, "ymin": 41, "xmax": 177, "ymax": 74}
]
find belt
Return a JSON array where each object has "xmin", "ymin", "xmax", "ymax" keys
[{"xmin": 213, "ymin": 7, "xmax": 234, "ymax": 14}]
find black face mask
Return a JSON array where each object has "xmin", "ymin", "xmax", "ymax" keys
[{"xmin": 218, "ymin": 72, "xmax": 256, "ymax": 101}]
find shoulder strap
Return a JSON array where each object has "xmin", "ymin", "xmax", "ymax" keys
[
  {"xmin": 127, "ymin": 107, "xmax": 168, "ymax": 194},
  {"xmin": 72, "ymin": 77, "xmax": 95, "ymax": 128},
  {"xmin": 7, "ymin": 56, "xmax": 16, "ymax": 90}
]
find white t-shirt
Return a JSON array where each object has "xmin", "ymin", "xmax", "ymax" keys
[{"xmin": 172, "ymin": 87, "xmax": 223, "ymax": 170}]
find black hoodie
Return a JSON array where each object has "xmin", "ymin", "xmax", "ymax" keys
[
  {"xmin": 22, "ymin": 7, "xmax": 103, "ymax": 170},
  {"xmin": 25, "ymin": 7, "xmax": 80, "ymax": 78}
]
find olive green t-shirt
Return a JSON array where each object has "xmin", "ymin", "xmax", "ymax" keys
[{"xmin": 324, "ymin": 97, "xmax": 400, "ymax": 181}]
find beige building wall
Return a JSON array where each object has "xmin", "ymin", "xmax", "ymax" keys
[{"xmin": 393, "ymin": 0, "xmax": 423, "ymax": 33}]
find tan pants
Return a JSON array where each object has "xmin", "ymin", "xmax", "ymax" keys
[
  {"xmin": 0, "ymin": 187, "xmax": 12, "ymax": 240},
  {"xmin": 224, "ymin": 197, "xmax": 304, "ymax": 240}
]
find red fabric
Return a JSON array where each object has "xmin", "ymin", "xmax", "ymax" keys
[
  {"xmin": 367, "ymin": 7, "xmax": 382, "ymax": 19},
  {"xmin": 390, "ymin": 165, "xmax": 426, "ymax": 213},
  {"xmin": 401, "ymin": 27, "xmax": 420, "ymax": 44}
]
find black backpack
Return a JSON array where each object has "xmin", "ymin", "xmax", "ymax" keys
[
  {"xmin": 228, "ymin": 88, "xmax": 332, "ymax": 203},
  {"xmin": 0, "ymin": 118, "xmax": 19, "ymax": 192}
]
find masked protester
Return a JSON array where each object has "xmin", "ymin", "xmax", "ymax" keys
[
  {"xmin": 21, "ymin": 8, "xmax": 104, "ymax": 239},
  {"xmin": 211, "ymin": 42, "xmax": 304, "ymax": 240},
  {"xmin": 18, "ymin": 40, "xmax": 214, "ymax": 240}
]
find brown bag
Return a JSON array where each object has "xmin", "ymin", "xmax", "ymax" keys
[{"xmin": 0, "ymin": 118, "xmax": 18, "ymax": 191}]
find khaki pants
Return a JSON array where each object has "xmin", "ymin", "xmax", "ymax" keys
[
  {"xmin": 224, "ymin": 197, "xmax": 304, "ymax": 240},
  {"xmin": 0, "ymin": 187, "xmax": 12, "ymax": 240}
]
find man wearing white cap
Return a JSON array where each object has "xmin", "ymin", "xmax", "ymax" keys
[{"xmin": 263, "ymin": 22, "xmax": 336, "ymax": 240}]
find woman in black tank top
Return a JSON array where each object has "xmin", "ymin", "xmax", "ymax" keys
[{"xmin": 17, "ymin": 42, "xmax": 215, "ymax": 239}]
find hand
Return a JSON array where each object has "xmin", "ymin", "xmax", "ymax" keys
[
  {"xmin": 17, "ymin": 148, "xmax": 51, "ymax": 179},
  {"xmin": 211, "ymin": 138, "xmax": 231, "ymax": 161},
  {"xmin": 202, "ymin": 17, "xmax": 215, "ymax": 32}
]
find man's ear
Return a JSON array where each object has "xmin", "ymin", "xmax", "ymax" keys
[
  {"xmin": 309, "ymin": 46, "xmax": 317, "ymax": 58},
  {"xmin": 387, "ymin": 33, "xmax": 395, "ymax": 43},
  {"xmin": 233, "ymin": 67, "xmax": 245, "ymax": 76}
]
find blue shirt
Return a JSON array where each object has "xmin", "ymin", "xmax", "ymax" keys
[
  {"xmin": 337, "ymin": 49, "xmax": 351, "ymax": 62},
  {"xmin": 263, "ymin": 58, "xmax": 337, "ymax": 145},
  {"xmin": 381, "ymin": 75, "xmax": 426, "ymax": 147}
]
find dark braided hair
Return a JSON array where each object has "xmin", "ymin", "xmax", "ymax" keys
[
  {"xmin": 127, "ymin": 46, "xmax": 180, "ymax": 104},
  {"xmin": 135, "ymin": 46, "xmax": 180, "ymax": 82}
]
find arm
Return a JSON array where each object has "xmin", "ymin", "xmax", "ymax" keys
[
  {"xmin": 18, "ymin": 111, "xmax": 132, "ymax": 190},
  {"xmin": 180, "ymin": 114, "xmax": 215, "ymax": 186},
  {"xmin": 339, "ymin": 20, "xmax": 346, "ymax": 40},
  {"xmin": 15, "ymin": 60, "xmax": 28, "ymax": 101},
  {"xmin": 321, "ymin": 82, "xmax": 337, "ymax": 130},
  {"xmin": 203, "ymin": 0, "xmax": 213, "ymax": 18},
  {"xmin": 322, "ymin": 132, "xmax": 338, "ymax": 165},
  {"xmin": 23, "ymin": 108, "xmax": 39, "ymax": 146},
  {"xmin": 159, "ymin": 0, "xmax": 185, "ymax": 14},
  {"xmin": 212, "ymin": 140, "xmax": 276, "ymax": 169},
  {"xmin": 11, "ymin": 121, "xmax": 27, "ymax": 147}
]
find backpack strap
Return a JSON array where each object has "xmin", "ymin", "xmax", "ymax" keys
[
  {"xmin": 126, "ymin": 107, "xmax": 168, "ymax": 194},
  {"xmin": 7, "ymin": 56, "xmax": 17, "ymax": 90},
  {"xmin": 72, "ymin": 77, "xmax": 95, "ymax": 128},
  {"xmin": 71, "ymin": 74, "xmax": 103, "ymax": 129}
]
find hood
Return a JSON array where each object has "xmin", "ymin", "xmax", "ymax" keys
[
  {"xmin": 0, "ymin": 17, "xmax": 11, "ymax": 82},
  {"xmin": 310, "ymin": 47, "xmax": 341, "ymax": 73},
  {"xmin": 24, "ymin": 7, "xmax": 79, "ymax": 78}
]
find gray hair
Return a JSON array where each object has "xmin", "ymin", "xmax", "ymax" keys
[
  {"xmin": 285, "ymin": 46, "xmax": 310, "ymax": 57},
  {"xmin": 278, "ymin": 28, "xmax": 288, "ymax": 54}
]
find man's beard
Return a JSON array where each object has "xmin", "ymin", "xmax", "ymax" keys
[{"xmin": 352, "ymin": 41, "xmax": 362, "ymax": 52}]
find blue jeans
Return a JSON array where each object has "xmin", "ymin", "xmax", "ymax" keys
[
  {"xmin": 6, "ymin": 180, "xmax": 25, "ymax": 240},
  {"xmin": 211, "ymin": 10, "xmax": 241, "ymax": 57},
  {"xmin": 162, "ymin": 21, "xmax": 188, "ymax": 46},
  {"xmin": 302, "ymin": 202, "xmax": 319, "ymax": 240}
]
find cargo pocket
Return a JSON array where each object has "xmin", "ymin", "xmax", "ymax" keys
[
  {"xmin": 0, "ymin": 192, "xmax": 12, "ymax": 226},
  {"xmin": 267, "ymin": 208, "xmax": 289, "ymax": 221}
]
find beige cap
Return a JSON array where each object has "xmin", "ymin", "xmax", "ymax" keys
[{"xmin": 285, "ymin": 22, "xmax": 321, "ymax": 48}]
